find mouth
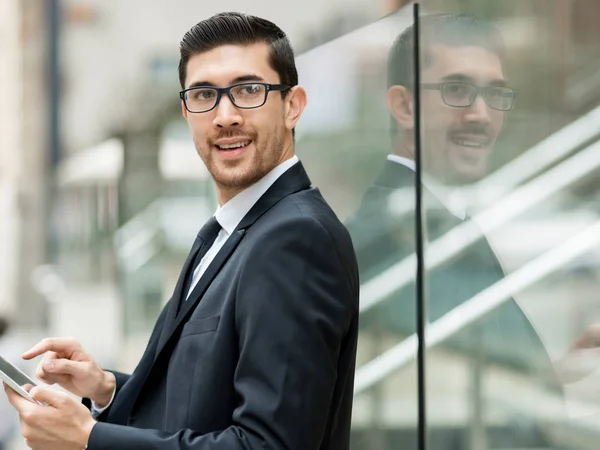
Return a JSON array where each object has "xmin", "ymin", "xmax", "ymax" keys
[
  {"xmin": 450, "ymin": 135, "xmax": 489, "ymax": 149},
  {"xmin": 215, "ymin": 140, "xmax": 252, "ymax": 150},
  {"xmin": 449, "ymin": 134, "xmax": 492, "ymax": 158},
  {"xmin": 214, "ymin": 139, "xmax": 252, "ymax": 159},
  {"xmin": 452, "ymin": 139, "xmax": 482, "ymax": 149}
]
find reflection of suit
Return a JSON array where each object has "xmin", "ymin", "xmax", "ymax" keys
[
  {"xmin": 87, "ymin": 163, "xmax": 360, "ymax": 450},
  {"xmin": 346, "ymin": 160, "xmax": 561, "ymax": 449}
]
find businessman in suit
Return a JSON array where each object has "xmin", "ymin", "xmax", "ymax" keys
[
  {"xmin": 346, "ymin": 14, "xmax": 562, "ymax": 449},
  {"xmin": 6, "ymin": 12, "xmax": 359, "ymax": 450}
]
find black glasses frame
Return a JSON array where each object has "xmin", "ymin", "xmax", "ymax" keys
[
  {"xmin": 421, "ymin": 82, "xmax": 516, "ymax": 111},
  {"xmin": 179, "ymin": 82, "xmax": 292, "ymax": 113}
]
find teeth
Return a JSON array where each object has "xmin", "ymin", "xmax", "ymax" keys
[
  {"xmin": 455, "ymin": 140, "xmax": 482, "ymax": 148},
  {"xmin": 218, "ymin": 141, "xmax": 250, "ymax": 150}
]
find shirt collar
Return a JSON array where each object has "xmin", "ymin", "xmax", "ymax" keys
[
  {"xmin": 215, "ymin": 155, "xmax": 299, "ymax": 235},
  {"xmin": 386, "ymin": 154, "xmax": 467, "ymax": 220}
]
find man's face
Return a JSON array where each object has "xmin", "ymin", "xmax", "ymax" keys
[
  {"xmin": 420, "ymin": 44, "xmax": 506, "ymax": 184},
  {"xmin": 182, "ymin": 42, "xmax": 295, "ymax": 193}
]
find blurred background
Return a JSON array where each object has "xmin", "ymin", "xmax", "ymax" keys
[{"xmin": 3, "ymin": 0, "xmax": 600, "ymax": 449}]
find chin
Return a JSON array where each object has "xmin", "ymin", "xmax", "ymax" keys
[
  {"xmin": 456, "ymin": 169, "xmax": 486, "ymax": 184},
  {"xmin": 213, "ymin": 168, "xmax": 264, "ymax": 190}
]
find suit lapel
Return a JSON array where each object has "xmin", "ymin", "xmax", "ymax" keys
[
  {"xmin": 237, "ymin": 162, "xmax": 312, "ymax": 229},
  {"xmin": 156, "ymin": 236, "xmax": 203, "ymax": 354},
  {"xmin": 153, "ymin": 162, "xmax": 312, "ymax": 363},
  {"xmin": 153, "ymin": 229, "xmax": 245, "ymax": 362}
]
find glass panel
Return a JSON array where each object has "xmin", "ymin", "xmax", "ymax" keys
[
  {"xmin": 416, "ymin": 1, "xmax": 600, "ymax": 449},
  {"xmin": 296, "ymin": 5, "xmax": 421, "ymax": 449}
]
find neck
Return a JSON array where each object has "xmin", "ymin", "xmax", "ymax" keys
[
  {"xmin": 394, "ymin": 134, "xmax": 415, "ymax": 161},
  {"xmin": 215, "ymin": 143, "xmax": 295, "ymax": 206},
  {"xmin": 216, "ymin": 186, "xmax": 243, "ymax": 207}
]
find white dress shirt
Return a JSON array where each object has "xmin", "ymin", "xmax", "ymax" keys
[
  {"xmin": 185, "ymin": 155, "xmax": 299, "ymax": 299},
  {"xmin": 387, "ymin": 154, "xmax": 467, "ymax": 220},
  {"xmin": 92, "ymin": 155, "xmax": 300, "ymax": 415}
]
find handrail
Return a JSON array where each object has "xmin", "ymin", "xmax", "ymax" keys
[
  {"xmin": 383, "ymin": 104, "xmax": 600, "ymax": 224},
  {"xmin": 355, "ymin": 218, "xmax": 600, "ymax": 394},
  {"xmin": 114, "ymin": 200, "xmax": 163, "ymax": 272},
  {"xmin": 466, "ymin": 104, "xmax": 600, "ymax": 206},
  {"xmin": 360, "ymin": 138, "xmax": 600, "ymax": 313}
]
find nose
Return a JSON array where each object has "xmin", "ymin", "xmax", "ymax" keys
[
  {"xmin": 464, "ymin": 94, "xmax": 491, "ymax": 125},
  {"xmin": 213, "ymin": 94, "xmax": 243, "ymax": 128}
]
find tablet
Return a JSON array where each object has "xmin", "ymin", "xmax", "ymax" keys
[{"xmin": 0, "ymin": 354, "xmax": 39, "ymax": 403}]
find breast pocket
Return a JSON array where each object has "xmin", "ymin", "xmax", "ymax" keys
[{"xmin": 180, "ymin": 315, "xmax": 220, "ymax": 338}]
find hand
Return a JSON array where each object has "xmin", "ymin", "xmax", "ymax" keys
[
  {"xmin": 23, "ymin": 337, "xmax": 115, "ymax": 406},
  {"xmin": 556, "ymin": 324, "xmax": 600, "ymax": 384},
  {"xmin": 4, "ymin": 383, "xmax": 96, "ymax": 450},
  {"xmin": 572, "ymin": 324, "xmax": 600, "ymax": 350}
]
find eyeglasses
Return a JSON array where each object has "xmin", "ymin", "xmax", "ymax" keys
[
  {"xmin": 421, "ymin": 82, "xmax": 516, "ymax": 111},
  {"xmin": 180, "ymin": 82, "xmax": 292, "ymax": 113}
]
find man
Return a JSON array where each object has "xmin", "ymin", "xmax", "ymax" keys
[
  {"xmin": 6, "ymin": 12, "xmax": 359, "ymax": 450},
  {"xmin": 347, "ymin": 14, "xmax": 561, "ymax": 449}
]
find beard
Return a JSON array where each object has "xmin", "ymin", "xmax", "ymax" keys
[{"xmin": 195, "ymin": 125, "xmax": 286, "ymax": 191}]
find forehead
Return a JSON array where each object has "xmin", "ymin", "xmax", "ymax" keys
[
  {"xmin": 184, "ymin": 42, "xmax": 279, "ymax": 88},
  {"xmin": 423, "ymin": 44, "xmax": 505, "ymax": 84}
]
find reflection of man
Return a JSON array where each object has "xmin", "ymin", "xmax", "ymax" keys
[
  {"xmin": 347, "ymin": 14, "xmax": 560, "ymax": 449},
  {"xmin": 6, "ymin": 12, "xmax": 359, "ymax": 450}
]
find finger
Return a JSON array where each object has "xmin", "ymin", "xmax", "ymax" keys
[
  {"xmin": 37, "ymin": 372, "xmax": 70, "ymax": 386},
  {"xmin": 4, "ymin": 383, "xmax": 32, "ymax": 412},
  {"xmin": 37, "ymin": 351, "xmax": 58, "ymax": 376},
  {"xmin": 36, "ymin": 358, "xmax": 69, "ymax": 385},
  {"xmin": 29, "ymin": 386, "xmax": 63, "ymax": 407},
  {"xmin": 42, "ymin": 357, "xmax": 85, "ymax": 378},
  {"xmin": 22, "ymin": 337, "xmax": 78, "ymax": 360}
]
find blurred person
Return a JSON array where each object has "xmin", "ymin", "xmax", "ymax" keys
[
  {"xmin": 0, "ymin": 317, "xmax": 19, "ymax": 450},
  {"xmin": 346, "ymin": 14, "xmax": 562, "ymax": 449},
  {"xmin": 6, "ymin": 12, "xmax": 359, "ymax": 450}
]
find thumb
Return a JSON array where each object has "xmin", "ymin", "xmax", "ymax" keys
[
  {"xmin": 44, "ymin": 358, "xmax": 86, "ymax": 377},
  {"xmin": 29, "ymin": 386, "xmax": 61, "ymax": 407}
]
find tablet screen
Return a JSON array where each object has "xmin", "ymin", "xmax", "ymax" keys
[{"xmin": 0, "ymin": 355, "xmax": 35, "ymax": 387}]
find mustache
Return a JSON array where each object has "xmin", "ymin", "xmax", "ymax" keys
[
  {"xmin": 449, "ymin": 125, "xmax": 491, "ymax": 140},
  {"xmin": 209, "ymin": 130, "xmax": 255, "ymax": 144}
]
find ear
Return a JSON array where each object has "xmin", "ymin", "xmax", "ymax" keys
[
  {"xmin": 181, "ymin": 100, "xmax": 189, "ymax": 120},
  {"xmin": 386, "ymin": 85, "xmax": 414, "ymax": 131},
  {"xmin": 284, "ymin": 86, "xmax": 308, "ymax": 131}
]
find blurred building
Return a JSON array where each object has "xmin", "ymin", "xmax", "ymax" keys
[
  {"xmin": 5, "ymin": 0, "xmax": 600, "ymax": 449},
  {"xmin": 0, "ymin": 0, "xmax": 49, "ymax": 327}
]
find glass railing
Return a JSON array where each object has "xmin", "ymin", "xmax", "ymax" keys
[
  {"xmin": 43, "ymin": 1, "xmax": 600, "ymax": 448},
  {"xmin": 293, "ymin": 1, "xmax": 600, "ymax": 449}
]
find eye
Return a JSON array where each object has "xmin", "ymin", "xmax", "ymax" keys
[
  {"xmin": 445, "ymin": 83, "xmax": 470, "ymax": 96},
  {"xmin": 192, "ymin": 89, "xmax": 216, "ymax": 100},
  {"xmin": 487, "ymin": 88, "xmax": 503, "ymax": 99},
  {"xmin": 237, "ymin": 84, "xmax": 262, "ymax": 95}
]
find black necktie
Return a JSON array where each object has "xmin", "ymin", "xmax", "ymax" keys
[{"xmin": 182, "ymin": 216, "xmax": 222, "ymax": 301}]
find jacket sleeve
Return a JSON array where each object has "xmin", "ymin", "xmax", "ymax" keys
[
  {"xmin": 83, "ymin": 299, "xmax": 173, "ymax": 420},
  {"xmin": 87, "ymin": 214, "xmax": 359, "ymax": 450}
]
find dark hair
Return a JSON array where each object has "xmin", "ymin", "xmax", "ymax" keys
[
  {"xmin": 178, "ymin": 12, "xmax": 298, "ymax": 90},
  {"xmin": 387, "ymin": 13, "xmax": 506, "ymax": 90}
]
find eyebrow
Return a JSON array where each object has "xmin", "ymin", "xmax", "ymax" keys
[
  {"xmin": 187, "ymin": 74, "xmax": 266, "ymax": 89},
  {"xmin": 440, "ymin": 73, "xmax": 509, "ymax": 87}
]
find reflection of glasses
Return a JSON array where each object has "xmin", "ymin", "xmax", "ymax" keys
[
  {"xmin": 180, "ymin": 82, "xmax": 292, "ymax": 113},
  {"xmin": 421, "ymin": 82, "xmax": 516, "ymax": 111}
]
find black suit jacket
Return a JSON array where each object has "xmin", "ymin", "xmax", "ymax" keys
[
  {"xmin": 347, "ymin": 160, "xmax": 556, "ymax": 373},
  {"xmin": 346, "ymin": 160, "xmax": 563, "ymax": 448},
  {"xmin": 88, "ymin": 163, "xmax": 360, "ymax": 450}
]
